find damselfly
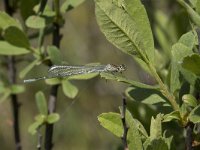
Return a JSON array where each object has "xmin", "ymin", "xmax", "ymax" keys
[{"xmin": 24, "ymin": 64, "xmax": 126, "ymax": 83}]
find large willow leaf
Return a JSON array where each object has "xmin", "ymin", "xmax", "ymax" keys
[{"xmin": 95, "ymin": 0, "xmax": 154, "ymax": 62}]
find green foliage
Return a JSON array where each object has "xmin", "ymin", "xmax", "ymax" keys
[
  {"xmin": 62, "ymin": 79, "xmax": 78, "ymax": 99},
  {"xmin": 35, "ymin": 91, "xmax": 48, "ymax": 115},
  {"xmin": 95, "ymin": 0, "xmax": 154, "ymax": 63},
  {"xmin": 182, "ymin": 54, "xmax": 200, "ymax": 76}
]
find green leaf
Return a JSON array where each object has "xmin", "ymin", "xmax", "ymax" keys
[
  {"xmin": 146, "ymin": 138, "xmax": 169, "ymax": 150},
  {"xmin": 26, "ymin": 15, "xmax": 46, "ymax": 29},
  {"xmin": 196, "ymin": 0, "xmax": 200, "ymax": 14},
  {"xmin": 188, "ymin": 105, "xmax": 200, "ymax": 123},
  {"xmin": 95, "ymin": 0, "xmax": 153, "ymax": 61},
  {"xmin": 100, "ymin": 73, "xmax": 158, "ymax": 89},
  {"xmin": 123, "ymin": 109, "xmax": 144, "ymax": 150},
  {"xmin": 178, "ymin": 31, "xmax": 196, "ymax": 49},
  {"xmin": 0, "ymin": 41, "xmax": 30, "ymax": 55},
  {"xmin": 61, "ymin": 0, "xmax": 85, "ymax": 12},
  {"xmin": 34, "ymin": 4, "xmax": 56, "ymax": 17},
  {"xmin": 35, "ymin": 91, "xmax": 48, "ymax": 115},
  {"xmin": 127, "ymin": 125, "xmax": 143, "ymax": 150},
  {"xmin": 28, "ymin": 121, "xmax": 43, "ymax": 135},
  {"xmin": 35, "ymin": 114, "xmax": 46, "ymax": 124},
  {"xmin": 98, "ymin": 112, "xmax": 123, "ymax": 137},
  {"xmin": 163, "ymin": 111, "xmax": 181, "ymax": 122},
  {"xmin": 0, "ymin": 12, "xmax": 22, "ymax": 30},
  {"xmin": 10, "ymin": 85, "xmax": 25, "ymax": 94},
  {"xmin": 170, "ymin": 40, "xmax": 194, "ymax": 93},
  {"xmin": 47, "ymin": 113, "xmax": 60, "ymax": 124},
  {"xmin": 19, "ymin": 0, "xmax": 40, "ymax": 20},
  {"xmin": 150, "ymin": 114, "xmax": 163, "ymax": 140},
  {"xmin": 182, "ymin": 94, "xmax": 197, "ymax": 107},
  {"xmin": 19, "ymin": 59, "xmax": 39, "ymax": 78},
  {"xmin": 68, "ymin": 73, "xmax": 99, "ymax": 80},
  {"xmin": 182, "ymin": 54, "xmax": 200, "ymax": 76},
  {"xmin": 4, "ymin": 26, "xmax": 30, "ymax": 48},
  {"xmin": 47, "ymin": 46, "xmax": 62, "ymax": 65},
  {"xmin": 178, "ymin": 0, "xmax": 200, "ymax": 27},
  {"xmin": 124, "ymin": 0, "xmax": 155, "ymax": 63},
  {"xmin": 126, "ymin": 86, "xmax": 168, "ymax": 106},
  {"xmin": 126, "ymin": 110, "xmax": 148, "ymax": 139},
  {"xmin": 45, "ymin": 78, "xmax": 61, "ymax": 85},
  {"xmin": 62, "ymin": 80, "xmax": 78, "ymax": 98}
]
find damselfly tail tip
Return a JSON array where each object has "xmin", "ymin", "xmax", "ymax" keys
[{"xmin": 23, "ymin": 76, "xmax": 47, "ymax": 83}]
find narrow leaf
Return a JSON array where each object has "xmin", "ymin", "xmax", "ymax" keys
[
  {"xmin": 35, "ymin": 91, "xmax": 48, "ymax": 115},
  {"xmin": 101, "ymin": 73, "xmax": 158, "ymax": 89},
  {"xmin": 28, "ymin": 121, "xmax": 43, "ymax": 135},
  {"xmin": 163, "ymin": 111, "xmax": 181, "ymax": 122}
]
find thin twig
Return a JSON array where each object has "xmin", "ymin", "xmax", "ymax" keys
[
  {"xmin": 121, "ymin": 94, "xmax": 129, "ymax": 150},
  {"xmin": 37, "ymin": 127, "xmax": 43, "ymax": 150},
  {"xmin": 3, "ymin": 0, "xmax": 22, "ymax": 150},
  {"xmin": 44, "ymin": 0, "xmax": 62, "ymax": 149}
]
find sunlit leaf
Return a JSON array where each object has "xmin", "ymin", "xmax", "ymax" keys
[
  {"xmin": 68, "ymin": 73, "xmax": 99, "ymax": 80},
  {"xmin": 62, "ymin": 80, "xmax": 78, "ymax": 98},
  {"xmin": 0, "ymin": 41, "xmax": 30, "ymax": 55},
  {"xmin": 163, "ymin": 111, "xmax": 181, "ymax": 122},
  {"xmin": 28, "ymin": 121, "xmax": 43, "ymax": 135},
  {"xmin": 150, "ymin": 114, "xmax": 163, "ymax": 140},
  {"xmin": 95, "ymin": 0, "xmax": 154, "ymax": 62},
  {"xmin": 182, "ymin": 94, "xmax": 197, "ymax": 107},
  {"xmin": 35, "ymin": 91, "xmax": 48, "ymax": 115},
  {"xmin": 26, "ymin": 15, "xmax": 46, "ymax": 29},
  {"xmin": 0, "ymin": 12, "xmax": 22, "ymax": 30},
  {"xmin": 98, "ymin": 112, "xmax": 123, "ymax": 137},
  {"xmin": 47, "ymin": 113, "xmax": 60, "ymax": 124}
]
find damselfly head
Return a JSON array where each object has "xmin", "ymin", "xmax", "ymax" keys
[{"xmin": 118, "ymin": 64, "xmax": 126, "ymax": 72}]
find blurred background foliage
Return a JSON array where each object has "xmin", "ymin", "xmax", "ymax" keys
[{"xmin": 0, "ymin": 0, "xmax": 192, "ymax": 149}]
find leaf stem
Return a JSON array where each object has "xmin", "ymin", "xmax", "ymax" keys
[{"xmin": 148, "ymin": 62, "xmax": 179, "ymax": 110}]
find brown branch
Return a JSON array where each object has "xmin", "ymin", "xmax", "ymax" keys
[{"xmin": 121, "ymin": 94, "xmax": 129, "ymax": 150}]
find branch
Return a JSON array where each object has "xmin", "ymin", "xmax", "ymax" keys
[
  {"xmin": 3, "ymin": 0, "xmax": 22, "ymax": 150},
  {"xmin": 121, "ymin": 94, "xmax": 129, "ymax": 150},
  {"xmin": 44, "ymin": 0, "xmax": 62, "ymax": 149}
]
